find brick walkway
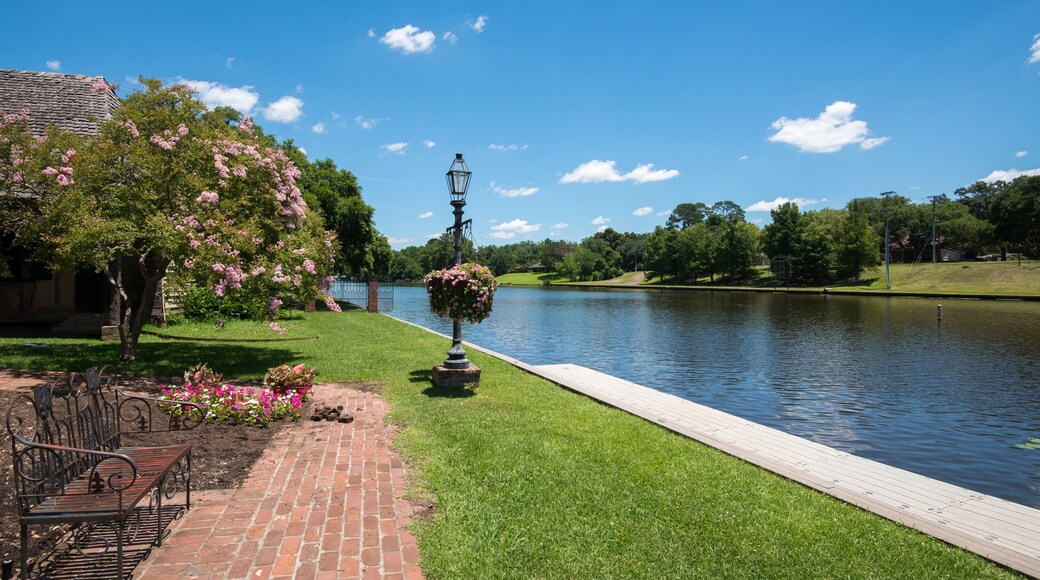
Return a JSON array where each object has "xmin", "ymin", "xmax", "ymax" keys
[{"xmin": 130, "ymin": 383, "xmax": 423, "ymax": 579}]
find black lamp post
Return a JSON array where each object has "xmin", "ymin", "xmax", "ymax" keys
[{"xmin": 443, "ymin": 153, "xmax": 472, "ymax": 370}]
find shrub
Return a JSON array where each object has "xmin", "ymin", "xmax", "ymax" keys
[{"xmin": 264, "ymin": 363, "xmax": 316, "ymax": 396}]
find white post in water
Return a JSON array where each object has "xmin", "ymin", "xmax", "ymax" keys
[{"xmin": 937, "ymin": 304, "xmax": 943, "ymax": 321}]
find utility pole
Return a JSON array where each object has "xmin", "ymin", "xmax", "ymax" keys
[{"xmin": 880, "ymin": 191, "xmax": 895, "ymax": 289}]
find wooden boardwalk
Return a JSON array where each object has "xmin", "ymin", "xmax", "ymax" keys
[{"xmin": 529, "ymin": 363, "xmax": 1040, "ymax": 578}]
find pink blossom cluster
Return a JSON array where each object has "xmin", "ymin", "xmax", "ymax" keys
[
  {"xmin": 196, "ymin": 190, "xmax": 219, "ymax": 205},
  {"xmin": 90, "ymin": 79, "xmax": 113, "ymax": 94},
  {"xmin": 269, "ymin": 321, "xmax": 286, "ymax": 334},
  {"xmin": 238, "ymin": 115, "xmax": 253, "ymax": 133},
  {"xmin": 271, "ymin": 265, "xmax": 291, "ymax": 283},
  {"xmin": 324, "ymin": 293, "xmax": 342, "ymax": 313},
  {"xmin": 42, "ymin": 149, "xmax": 76, "ymax": 186},
  {"xmin": 424, "ymin": 263, "xmax": 499, "ymax": 324},
  {"xmin": 268, "ymin": 297, "xmax": 283, "ymax": 314},
  {"xmin": 2, "ymin": 108, "xmax": 30, "ymax": 124},
  {"xmin": 119, "ymin": 119, "xmax": 140, "ymax": 137},
  {"xmin": 150, "ymin": 124, "xmax": 189, "ymax": 150}
]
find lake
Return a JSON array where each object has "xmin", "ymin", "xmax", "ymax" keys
[{"xmin": 380, "ymin": 284, "xmax": 1040, "ymax": 508}]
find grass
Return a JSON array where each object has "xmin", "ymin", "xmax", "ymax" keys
[
  {"xmin": 0, "ymin": 312, "xmax": 1020, "ymax": 578},
  {"xmin": 642, "ymin": 260, "xmax": 1040, "ymax": 296},
  {"xmin": 496, "ymin": 272, "xmax": 570, "ymax": 285}
]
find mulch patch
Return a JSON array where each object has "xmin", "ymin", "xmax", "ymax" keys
[{"xmin": 0, "ymin": 385, "xmax": 306, "ymax": 568}]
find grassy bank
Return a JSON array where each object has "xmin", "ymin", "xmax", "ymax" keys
[
  {"xmin": 522, "ymin": 260, "xmax": 1040, "ymax": 296},
  {"xmin": 0, "ymin": 312, "xmax": 1018, "ymax": 578}
]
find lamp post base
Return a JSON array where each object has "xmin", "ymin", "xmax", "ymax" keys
[{"xmin": 432, "ymin": 364, "xmax": 481, "ymax": 388}]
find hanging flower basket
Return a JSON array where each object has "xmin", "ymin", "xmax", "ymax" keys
[{"xmin": 424, "ymin": 263, "xmax": 499, "ymax": 324}]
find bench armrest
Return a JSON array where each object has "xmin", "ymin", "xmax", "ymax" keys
[
  {"xmin": 10, "ymin": 436, "xmax": 139, "ymax": 493},
  {"xmin": 113, "ymin": 388, "xmax": 205, "ymax": 433}
]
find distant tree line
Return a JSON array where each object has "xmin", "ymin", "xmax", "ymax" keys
[{"xmin": 385, "ymin": 175, "xmax": 1039, "ymax": 285}]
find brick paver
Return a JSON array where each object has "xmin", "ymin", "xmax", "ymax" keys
[{"xmin": 131, "ymin": 383, "xmax": 423, "ymax": 579}]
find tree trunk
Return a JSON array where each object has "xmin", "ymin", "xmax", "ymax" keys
[
  {"xmin": 103, "ymin": 262, "xmax": 135, "ymax": 361},
  {"xmin": 105, "ymin": 254, "xmax": 169, "ymax": 362}
]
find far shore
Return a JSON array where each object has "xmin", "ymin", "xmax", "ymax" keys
[{"xmin": 493, "ymin": 261, "xmax": 1040, "ymax": 301}]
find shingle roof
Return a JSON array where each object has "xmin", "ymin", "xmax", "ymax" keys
[{"xmin": 0, "ymin": 69, "xmax": 120, "ymax": 137}]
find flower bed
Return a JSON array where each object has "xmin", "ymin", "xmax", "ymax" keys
[{"xmin": 158, "ymin": 363, "xmax": 309, "ymax": 427}]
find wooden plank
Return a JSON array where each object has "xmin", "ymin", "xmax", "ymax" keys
[{"xmin": 529, "ymin": 362, "xmax": 1040, "ymax": 577}]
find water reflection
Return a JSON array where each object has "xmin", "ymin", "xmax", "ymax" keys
[{"xmin": 384, "ymin": 285, "xmax": 1040, "ymax": 508}]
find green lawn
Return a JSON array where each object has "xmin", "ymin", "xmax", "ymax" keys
[
  {"xmin": 496, "ymin": 272, "xmax": 569, "ymax": 285},
  {"xmin": 643, "ymin": 260, "xmax": 1040, "ymax": 296},
  {"xmin": 0, "ymin": 313, "xmax": 1019, "ymax": 578}
]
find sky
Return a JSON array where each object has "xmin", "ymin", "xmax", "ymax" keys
[{"xmin": 3, "ymin": 1, "xmax": 1040, "ymax": 248}]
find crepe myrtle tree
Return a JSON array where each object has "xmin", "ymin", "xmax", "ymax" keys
[{"xmin": 0, "ymin": 79, "xmax": 339, "ymax": 361}]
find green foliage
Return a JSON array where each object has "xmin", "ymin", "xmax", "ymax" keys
[
  {"xmin": 665, "ymin": 202, "xmax": 708, "ymax": 230},
  {"xmin": 180, "ymin": 284, "xmax": 268, "ymax": 321},
  {"xmin": 0, "ymin": 80, "xmax": 338, "ymax": 361},
  {"xmin": 263, "ymin": 363, "xmax": 316, "ymax": 395}
]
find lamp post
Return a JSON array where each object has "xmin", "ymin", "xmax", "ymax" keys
[
  {"xmin": 880, "ymin": 191, "xmax": 894, "ymax": 289},
  {"xmin": 443, "ymin": 153, "xmax": 472, "ymax": 370}
]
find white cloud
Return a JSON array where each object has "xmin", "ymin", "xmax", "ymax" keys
[
  {"xmin": 549, "ymin": 231, "xmax": 559, "ymax": 237},
  {"xmin": 860, "ymin": 137, "xmax": 889, "ymax": 150},
  {"xmin": 489, "ymin": 143, "xmax": 528, "ymax": 152},
  {"xmin": 591, "ymin": 216, "xmax": 611, "ymax": 225},
  {"xmin": 381, "ymin": 142, "xmax": 408, "ymax": 155},
  {"xmin": 311, "ymin": 122, "xmax": 325, "ymax": 134},
  {"xmin": 46, "ymin": 60, "xmax": 60, "ymax": 71},
  {"xmin": 295, "ymin": 84, "xmax": 304, "ymax": 94},
  {"xmin": 745, "ymin": 197, "xmax": 827, "ymax": 212},
  {"xmin": 596, "ymin": 226, "xmax": 609, "ymax": 233},
  {"xmin": 1029, "ymin": 33, "xmax": 1040, "ymax": 64},
  {"xmin": 768, "ymin": 101, "xmax": 888, "ymax": 153},
  {"xmin": 226, "ymin": 57, "xmax": 235, "ymax": 69},
  {"xmin": 559, "ymin": 159, "xmax": 679, "ymax": 184},
  {"xmin": 297, "ymin": 147, "xmax": 307, "ymax": 156},
  {"xmin": 423, "ymin": 140, "xmax": 436, "ymax": 148},
  {"xmin": 387, "ymin": 236, "xmax": 414, "ymax": 245},
  {"xmin": 178, "ymin": 79, "xmax": 259, "ymax": 113},
  {"xmin": 738, "ymin": 155, "xmax": 749, "ymax": 161},
  {"xmin": 471, "ymin": 15, "xmax": 488, "ymax": 33},
  {"xmin": 426, "ymin": 233, "xmax": 440, "ymax": 239},
  {"xmin": 490, "ymin": 218, "xmax": 540, "ymax": 239},
  {"xmin": 263, "ymin": 96, "xmax": 304, "ymax": 123},
  {"xmin": 443, "ymin": 31, "xmax": 458, "ymax": 45},
  {"xmin": 633, "ymin": 207, "xmax": 653, "ymax": 217},
  {"xmin": 367, "ymin": 29, "xmax": 376, "ymax": 38},
  {"xmin": 1016, "ymin": 150, "xmax": 1028, "ymax": 158},
  {"xmin": 380, "ymin": 25, "xmax": 436, "ymax": 54},
  {"xmin": 490, "ymin": 181, "xmax": 539, "ymax": 197},
  {"xmin": 356, "ymin": 115, "xmax": 379, "ymax": 130},
  {"xmin": 656, "ymin": 210, "xmax": 671, "ymax": 216},
  {"xmin": 552, "ymin": 222, "xmax": 569, "ymax": 229},
  {"xmin": 418, "ymin": 211, "xmax": 433, "ymax": 219},
  {"xmin": 981, "ymin": 167, "xmax": 1040, "ymax": 183}
]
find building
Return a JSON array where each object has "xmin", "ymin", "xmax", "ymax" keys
[{"xmin": 0, "ymin": 69, "xmax": 121, "ymax": 332}]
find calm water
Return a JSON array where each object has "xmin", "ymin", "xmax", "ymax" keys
[{"xmin": 384, "ymin": 285, "xmax": 1040, "ymax": 508}]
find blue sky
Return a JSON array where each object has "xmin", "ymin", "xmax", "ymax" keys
[{"xmin": 3, "ymin": 1, "xmax": 1039, "ymax": 247}]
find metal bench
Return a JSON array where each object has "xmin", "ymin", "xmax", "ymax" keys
[{"xmin": 5, "ymin": 367, "xmax": 204, "ymax": 579}]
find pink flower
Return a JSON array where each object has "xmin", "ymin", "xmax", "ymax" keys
[
  {"xmin": 196, "ymin": 190, "xmax": 219, "ymax": 205},
  {"xmin": 90, "ymin": 79, "xmax": 110, "ymax": 93}
]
